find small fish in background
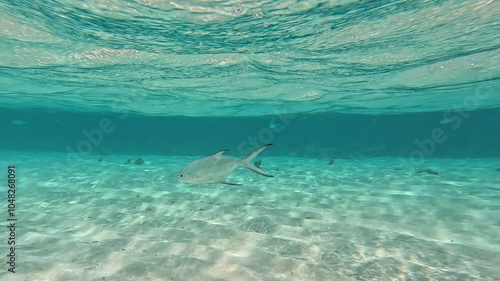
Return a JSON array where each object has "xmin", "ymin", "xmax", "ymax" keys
[
  {"xmin": 439, "ymin": 118, "xmax": 454, "ymax": 125},
  {"xmin": 10, "ymin": 120, "xmax": 29, "ymax": 126},
  {"xmin": 416, "ymin": 168, "xmax": 439, "ymax": 175},
  {"xmin": 177, "ymin": 144, "xmax": 273, "ymax": 185},
  {"xmin": 268, "ymin": 119, "xmax": 283, "ymax": 129},
  {"xmin": 328, "ymin": 159, "xmax": 335, "ymax": 165}
]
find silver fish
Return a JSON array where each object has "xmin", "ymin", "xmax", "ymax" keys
[
  {"xmin": 177, "ymin": 144, "xmax": 273, "ymax": 185},
  {"xmin": 11, "ymin": 120, "xmax": 29, "ymax": 126}
]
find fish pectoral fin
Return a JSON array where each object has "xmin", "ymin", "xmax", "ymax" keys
[{"xmin": 219, "ymin": 181, "xmax": 242, "ymax": 186}]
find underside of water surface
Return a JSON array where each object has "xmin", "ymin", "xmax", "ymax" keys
[
  {"xmin": 1, "ymin": 0, "xmax": 499, "ymax": 116},
  {"xmin": 1, "ymin": 1, "xmax": 500, "ymax": 281}
]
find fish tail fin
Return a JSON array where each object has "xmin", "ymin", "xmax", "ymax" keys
[{"xmin": 241, "ymin": 144, "xmax": 273, "ymax": 177}]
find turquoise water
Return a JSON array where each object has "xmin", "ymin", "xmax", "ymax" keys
[{"xmin": 1, "ymin": 0, "xmax": 500, "ymax": 280}]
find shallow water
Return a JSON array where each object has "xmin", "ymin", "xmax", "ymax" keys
[
  {"xmin": 1, "ymin": 0, "xmax": 500, "ymax": 280},
  {"xmin": 0, "ymin": 151, "xmax": 499, "ymax": 280}
]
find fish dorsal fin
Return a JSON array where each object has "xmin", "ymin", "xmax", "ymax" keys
[{"xmin": 211, "ymin": 148, "xmax": 230, "ymax": 157}]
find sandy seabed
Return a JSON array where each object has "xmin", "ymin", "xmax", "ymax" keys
[{"xmin": 0, "ymin": 151, "xmax": 499, "ymax": 281}]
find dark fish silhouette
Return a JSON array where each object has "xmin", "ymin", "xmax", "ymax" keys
[{"xmin": 416, "ymin": 168, "xmax": 439, "ymax": 175}]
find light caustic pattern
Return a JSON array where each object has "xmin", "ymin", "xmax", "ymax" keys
[
  {"xmin": 0, "ymin": 152, "xmax": 499, "ymax": 280},
  {"xmin": 0, "ymin": 0, "xmax": 499, "ymax": 116}
]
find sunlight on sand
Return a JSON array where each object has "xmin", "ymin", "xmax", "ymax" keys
[{"xmin": 0, "ymin": 151, "xmax": 499, "ymax": 280}]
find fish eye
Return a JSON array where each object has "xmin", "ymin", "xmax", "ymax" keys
[{"xmin": 179, "ymin": 174, "xmax": 184, "ymax": 178}]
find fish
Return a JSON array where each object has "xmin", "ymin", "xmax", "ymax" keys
[
  {"xmin": 268, "ymin": 119, "xmax": 283, "ymax": 129},
  {"xmin": 177, "ymin": 143, "xmax": 273, "ymax": 185},
  {"xmin": 439, "ymin": 117, "xmax": 454, "ymax": 125},
  {"xmin": 416, "ymin": 168, "xmax": 439, "ymax": 175},
  {"xmin": 10, "ymin": 120, "xmax": 29, "ymax": 126}
]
